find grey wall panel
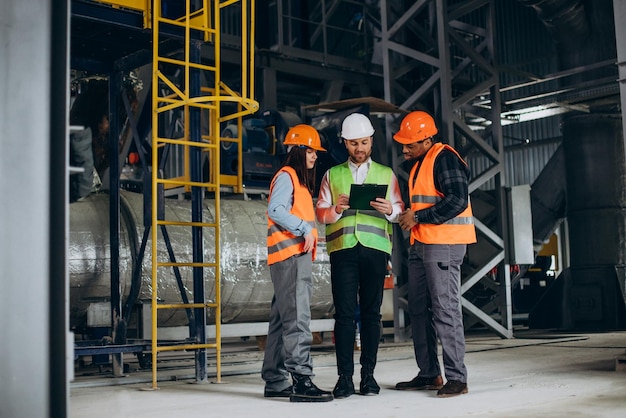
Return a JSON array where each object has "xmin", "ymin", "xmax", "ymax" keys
[{"xmin": 467, "ymin": 137, "xmax": 560, "ymax": 189}]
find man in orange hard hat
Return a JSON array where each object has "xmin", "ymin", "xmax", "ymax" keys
[{"xmin": 393, "ymin": 111, "xmax": 476, "ymax": 398}]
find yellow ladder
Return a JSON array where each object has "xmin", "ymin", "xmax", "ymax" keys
[{"xmin": 149, "ymin": 0, "xmax": 258, "ymax": 389}]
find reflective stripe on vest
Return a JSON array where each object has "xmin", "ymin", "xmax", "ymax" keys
[
  {"xmin": 267, "ymin": 167, "xmax": 318, "ymax": 265},
  {"xmin": 325, "ymin": 161, "xmax": 393, "ymax": 255},
  {"xmin": 409, "ymin": 143, "xmax": 477, "ymax": 245}
]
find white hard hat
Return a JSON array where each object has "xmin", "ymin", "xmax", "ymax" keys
[{"xmin": 341, "ymin": 113, "xmax": 375, "ymax": 140}]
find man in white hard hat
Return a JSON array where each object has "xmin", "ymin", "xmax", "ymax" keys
[{"xmin": 316, "ymin": 113, "xmax": 404, "ymax": 398}]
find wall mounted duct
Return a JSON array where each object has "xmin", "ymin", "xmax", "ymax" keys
[
  {"xmin": 530, "ymin": 144, "xmax": 566, "ymax": 246},
  {"xmin": 69, "ymin": 191, "xmax": 333, "ymax": 330}
]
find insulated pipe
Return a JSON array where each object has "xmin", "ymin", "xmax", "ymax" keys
[{"xmin": 68, "ymin": 191, "xmax": 334, "ymax": 330}]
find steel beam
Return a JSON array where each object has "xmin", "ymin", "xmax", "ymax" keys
[{"xmin": 381, "ymin": 0, "xmax": 511, "ymax": 340}]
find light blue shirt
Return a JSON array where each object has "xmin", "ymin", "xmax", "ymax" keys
[{"xmin": 267, "ymin": 171, "xmax": 313, "ymax": 237}]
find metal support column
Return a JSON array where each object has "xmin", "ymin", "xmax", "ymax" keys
[
  {"xmin": 189, "ymin": 40, "xmax": 207, "ymax": 382},
  {"xmin": 614, "ymin": 0, "xmax": 626, "ymax": 154},
  {"xmin": 381, "ymin": 0, "xmax": 511, "ymax": 339},
  {"xmin": 108, "ymin": 71, "xmax": 126, "ymax": 375}
]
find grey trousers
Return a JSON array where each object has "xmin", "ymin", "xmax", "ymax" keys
[
  {"xmin": 261, "ymin": 253, "xmax": 314, "ymax": 390},
  {"xmin": 407, "ymin": 242, "xmax": 468, "ymax": 382}
]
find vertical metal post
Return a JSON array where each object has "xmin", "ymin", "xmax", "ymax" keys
[
  {"xmin": 190, "ymin": 40, "xmax": 207, "ymax": 382},
  {"xmin": 614, "ymin": 0, "xmax": 626, "ymax": 155},
  {"xmin": 50, "ymin": 0, "xmax": 70, "ymax": 414},
  {"xmin": 109, "ymin": 71, "xmax": 125, "ymax": 376},
  {"xmin": 488, "ymin": 1, "xmax": 512, "ymax": 337},
  {"xmin": 435, "ymin": 0, "xmax": 453, "ymax": 146}
]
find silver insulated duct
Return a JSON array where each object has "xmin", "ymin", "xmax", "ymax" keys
[{"xmin": 69, "ymin": 191, "xmax": 333, "ymax": 330}]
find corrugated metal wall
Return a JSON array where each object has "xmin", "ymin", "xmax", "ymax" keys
[
  {"xmin": 467, "ymin": 118, "xmax": 562, "ymax": 188},
  {"xmin": 466, "ymin": 0, "xmax": 564, "ymax": 189}
]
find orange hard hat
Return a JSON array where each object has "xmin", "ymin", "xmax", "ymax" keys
[
  {"xmin": 283, "ymin": 124, "xmax": 326, "ymax": 151},
  {"xmin": 393, "ymin": 111, "xmax": 438, "ymax": 144}
]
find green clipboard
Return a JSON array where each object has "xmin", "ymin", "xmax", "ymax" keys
[{"xmin": 348, "ymin": 183, "xmax": 388, "ymax": 210}]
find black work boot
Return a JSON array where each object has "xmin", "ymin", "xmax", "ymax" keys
[
  {"xmin": 359, "ymin": 368, "xmax": 380, "ymax": 395},
  {"xmin": 290, "ymin": 374, "xmax": 334, "ymax": 403},
  {"xmin": 333, "ymin": 374, "xmax": 355, "ymax": 398}
]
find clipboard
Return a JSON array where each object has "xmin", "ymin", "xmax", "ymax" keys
[{"xmin": 348, "ymin": 184, "xmax": 388, "ymax": 210}]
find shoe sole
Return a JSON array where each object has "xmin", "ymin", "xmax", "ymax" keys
[
  {"xmin": 264, "ymin": 387, "xmax": 292, "ymax": 398},
  {"xmin": 437, "ymin": 388, "xmax": 469, "ymax": 398},
  {"xmin": 264, "ymin": 392, "xmax": 291, "ymax": 398},
  {"xmin": 289, "ymin": 395, "xmax": 334, "ymax": 403},
  {"xmin": 359, "ymin": 390, "xmax": 380, "ymax": 396},
  {"xmin": 333, "ymin": 392, "xmax": 354, "ymax": 399},
  {"xmin": 395, "ymin": 385, "xmax": 443, "ymax": 391}
]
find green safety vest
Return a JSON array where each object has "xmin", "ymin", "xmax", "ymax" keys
[{"xmin": 325, "ymin": 161, "xmax": 394, "ymax": 255}]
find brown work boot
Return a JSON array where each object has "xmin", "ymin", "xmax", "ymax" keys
[
  {"xmin": 437, "ymin": 380, "xmax": 468, "ymax": 398},
  {"xmin": 395, "ymin": 375, "xmax": 444, "ymax": 390}
]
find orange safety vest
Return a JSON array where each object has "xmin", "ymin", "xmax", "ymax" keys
[
  {"xmin": 267, "ymin": 166, "xmax": 318, "ymax": 265},
  {"xmin": 408, "ymin": 143, "xmax": 476, "ymax": 245}
]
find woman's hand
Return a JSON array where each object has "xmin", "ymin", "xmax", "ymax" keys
[{"xmin": 303, "ymin": 231, "xmax": 316, "ymax": 253}]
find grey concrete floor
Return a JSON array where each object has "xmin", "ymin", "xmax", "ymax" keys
[{"xmin": 70, "ymin": 330, "xmax": 626, "ymax": 417}]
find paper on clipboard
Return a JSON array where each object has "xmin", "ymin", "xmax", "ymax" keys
[{"xmin": 348, "ymin": 184, "xmax": 388, "ymax": 210}]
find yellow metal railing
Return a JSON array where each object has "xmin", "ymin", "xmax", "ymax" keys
[
  {"xmin": 149, "ymin": 0, "xmax": 258, "ymax": 389},
  {"xmin": 92, "ymin": 0, "xmax": 152, "ymax": 28}
]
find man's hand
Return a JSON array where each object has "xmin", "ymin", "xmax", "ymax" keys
[
  {"xmin": 399, "ymin": 209, "xmax": 417, "ymax": 231},
  {"xmin": 370, "ymin": 197, "xmax": 393, "ymax": 216},
  {"xmin": 335, "ymin": 193, "xmax": 350, "ymax": 214},
  {"xmin": 303, "ymin": 231, "xmax": 316, "ymax": 253}
]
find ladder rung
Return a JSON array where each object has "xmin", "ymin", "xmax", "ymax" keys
[
  {"xmin": 155, "ymin": 342, "xmax": 218, "ymax": 353},
  {"xmin": 156, "ymin": 219, "xmax": 217, "ymax": 228},
  {"xmin": 155, "ymin": 178, "xmax": 215, "ymax": 188},
  {"xmin": 155, "ymin": 56, "xmax": 217, "ymax": 72},
  {"xmin": 156, "ymin": 16, "xmax": 217, "ymax": 34},
  {"xmin": 156, "ymin": 261, "xmax": 218, "ymax": 268},
  {"xmin": 154, "ymin": 96, "xmax": 219, "ymax": 113},
  {"xmin": 157, "ymin": 302, "xmax": 218, "ymax": 310},
  {"xmin": 154, "ymin": 137, "xmax": 216, "ymax": 149}
]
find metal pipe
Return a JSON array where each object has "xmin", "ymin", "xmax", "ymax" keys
[{"xmin": 68, "ymin": 191, "xmax": 334, "ymax": 331}]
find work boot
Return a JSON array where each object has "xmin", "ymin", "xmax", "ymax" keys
[
  {"xmin": 290, "ymin": 374, "xmax": 333, "ymax": 403},
  {"xmin": 395, "ymin": 375, "xmax": 444, "ymax": 390},
  {"xmin": 437, "ymin": 380, "xmax": 468, "ymax": 398},
  {"xmin": 332, "ymin": 374, "xmax": 355, "ymax": 398},
  {"xmin": 263, "ymin": 385, "xmax": 292, "ymax": 398},
  {"xmin": 359, "ymin": 369, "xmax": 380, "ymax": 396}
]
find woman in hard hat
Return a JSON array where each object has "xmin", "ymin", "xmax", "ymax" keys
[
  {"xmin": 262, "ymin": 124, "xmax": 334, "ymax": 403},
  {"xmin": 316, "ymin": 113, "xmax": 404, "ymax": 398}
]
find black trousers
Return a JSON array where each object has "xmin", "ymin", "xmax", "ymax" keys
[{"xmin": 330, "ymin": 243, "xmax": 387, "ymax": 377}]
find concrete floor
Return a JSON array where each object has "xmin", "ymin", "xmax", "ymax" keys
[{"xmin": 70, "ymin": 330, "xmax": 626, "ymax": 418}]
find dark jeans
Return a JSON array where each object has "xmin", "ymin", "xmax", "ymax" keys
[{"xmin": 330, "ymin": 244, "xmax": 386, "ymax": 376}]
